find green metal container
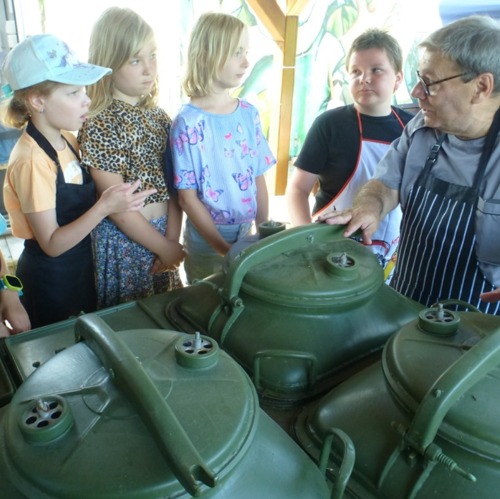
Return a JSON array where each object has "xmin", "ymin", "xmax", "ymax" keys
[
  {"xmin": 295, "ymin": 305, "xmax": 500, "ymax": 498},
  {"xmin": 3, "ymin": 299, "xmax": 175, "ymax": 384},
  {"xmin": 257, "ymin": 220, "xmax": 286, "ymax": 238},
  {"xmin": 0, "ymin": 314, "xmax": 330, "ymax": 498},
  {"xmin": 165, "ymin": 223, "xmax": 423, "ymax": 404},
  {"xmin": 1, "ymin": 224, "xmax": 422, "ymax": 408},
  {"xmin": 0, "ymin": 352, "xmax": 15, "ymax": 406}
]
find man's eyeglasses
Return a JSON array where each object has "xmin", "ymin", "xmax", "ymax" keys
[{"xmin": 416, "ymin": 70, "xmax": 473, "ymax": 96}]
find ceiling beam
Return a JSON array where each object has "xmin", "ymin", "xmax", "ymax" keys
[
  {"xmin": 247, "ymin": 0, "xmax": 285, "ymax": 41},
  {"xmin": 286, "ymin": 0, "xmax": 310, "ymax": 16}
]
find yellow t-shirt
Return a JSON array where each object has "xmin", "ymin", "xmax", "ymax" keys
[{"xmin": 4, "ymin": 130, "xmax": 83, "ymax": 239}]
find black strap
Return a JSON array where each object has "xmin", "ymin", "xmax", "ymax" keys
[
  {"xmin": 473, "ymin": 107, "xmax": 500, "ymax": 191},
  {"xmin": 26, "ymin": 120, "xmax": 79, "ymax": 169},
  {"xmin": 422, "ymin": 134, "xmax": 446, "ymax": 174}
]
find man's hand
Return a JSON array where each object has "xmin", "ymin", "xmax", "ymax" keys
[{"xmin": 480, "ymin": 288, "xmax": 500, "ymax": 303}]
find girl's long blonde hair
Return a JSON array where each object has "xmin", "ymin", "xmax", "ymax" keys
[
  {"xmin": 87, "ymin": 7, "xmax": 159, "ymax": 116},
  {"xmin": 183, "ymin": 12, "xmax": 245, "ymax": 98}
]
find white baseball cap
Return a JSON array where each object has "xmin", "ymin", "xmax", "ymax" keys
[{"xmin": 2, "ymin": 34, "xmax": 111, "ymax": 91}]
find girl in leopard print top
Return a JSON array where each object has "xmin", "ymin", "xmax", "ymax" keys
[{"xmin": 79, "ymin": 7, "xmax": 185, "ymax": 308}]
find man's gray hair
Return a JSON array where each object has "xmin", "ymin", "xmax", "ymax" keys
[{"xmin": 420, "ymin": 15, "xmax": 500, "ymax": 93}]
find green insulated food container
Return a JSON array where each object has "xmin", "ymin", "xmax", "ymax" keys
[
  {"xmin": 0, "ymin": 315, "xmax": 329, "ymax": 498},
  {"xmin": 295, "ymin": 305, "xmax": 500, "ymax": 498},
  {"xmin": 165, "ymin": 223, "xmax": 423, "ymax": 404},
  {"xmin": 4, "ymin": 299, "xmax": 177, "ymax": 384}
]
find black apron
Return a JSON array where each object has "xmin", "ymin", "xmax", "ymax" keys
[
  {"xmin": 16, "ymin": 121, "xmax": 97, "ymax": 328},
  {"xmin": 391, "ymin": 111, "xmax": 500, "ymax": 315}
]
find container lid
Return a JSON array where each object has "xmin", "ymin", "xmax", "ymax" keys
[
  {"xmin": 383, "ymin": 307, "xmax": 500, "ymax": 459},
  {"xmin": 237, "ymin": 238, "xmax": 383, "ymax": 309},
  {"xmin": 2, "ymin": 318, "xmax": 258, "ymax": 498}
]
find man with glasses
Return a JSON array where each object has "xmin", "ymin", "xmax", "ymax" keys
[{"xmin": 318, "ymin": 15, "xmax": 500, "ymax": 313}]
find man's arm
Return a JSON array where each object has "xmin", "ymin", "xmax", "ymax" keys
[{"xmin": 316, "ymin": 179, "xmax": 399, "ymax": 244}]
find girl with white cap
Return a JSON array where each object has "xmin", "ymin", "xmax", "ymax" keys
[{"xmin": 1, "ymin": 34, "xmax": 155, "ymax": 328}]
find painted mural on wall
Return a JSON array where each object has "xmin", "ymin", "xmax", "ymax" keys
[
  {"xmin": 229, "ymin": 0, "xmax": 443, "ymax": 155},
  {"xmin": 8, "ymin": 0, "xmax": 500, "ymax": 158},
  {"xmin": 234, "ymin": 0, "xmax": 499, "ymax": 155}
]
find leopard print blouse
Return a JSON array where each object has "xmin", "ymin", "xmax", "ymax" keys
[{"xmin": 79, "ymin": 99, "xmax": 171, "ymax": 204}]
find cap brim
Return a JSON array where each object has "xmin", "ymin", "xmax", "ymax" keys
[{"xmin": 50, "ymin": 64, "xmax": 112, "ymax": 86}]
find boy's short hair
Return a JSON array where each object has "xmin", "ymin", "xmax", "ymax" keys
[{"xmin": 346, "ymin": 28, "xmax": 403, "ymax": 73}]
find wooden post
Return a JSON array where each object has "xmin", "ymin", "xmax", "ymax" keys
[
  {"xmin": 246, "ymin": 0, "xmax": 309, "ymax": 195},
  {"xmin": 275, "ymin": 15, "xmax": 298, "ymax": 195}
]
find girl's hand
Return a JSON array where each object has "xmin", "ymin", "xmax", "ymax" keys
[
  {"xmin": 99, "ymin": 180, "xmax": 157, "ymax": 215},
  {"xmin": 0, "ymin": 290, "xmax": 31, "ymax": 336},
  {"xmin": 158, "ymin": 241, "xmax": 185, "ymax": 270},
  {"xmin": 151, "ymin": 256, "xmax": 167, "ymax": 274}
]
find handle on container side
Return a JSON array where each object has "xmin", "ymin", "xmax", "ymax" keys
[
  {"xmin": 400, "ymin": 324, "xmax": 500, "ymax": 481},
  {"xmin": 318, "ymin": 428, "xmax": 355, "ymax": 499},
  {"xmin": 253, "ymin": 349, "xmax": 318, "ymax": 391}
]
